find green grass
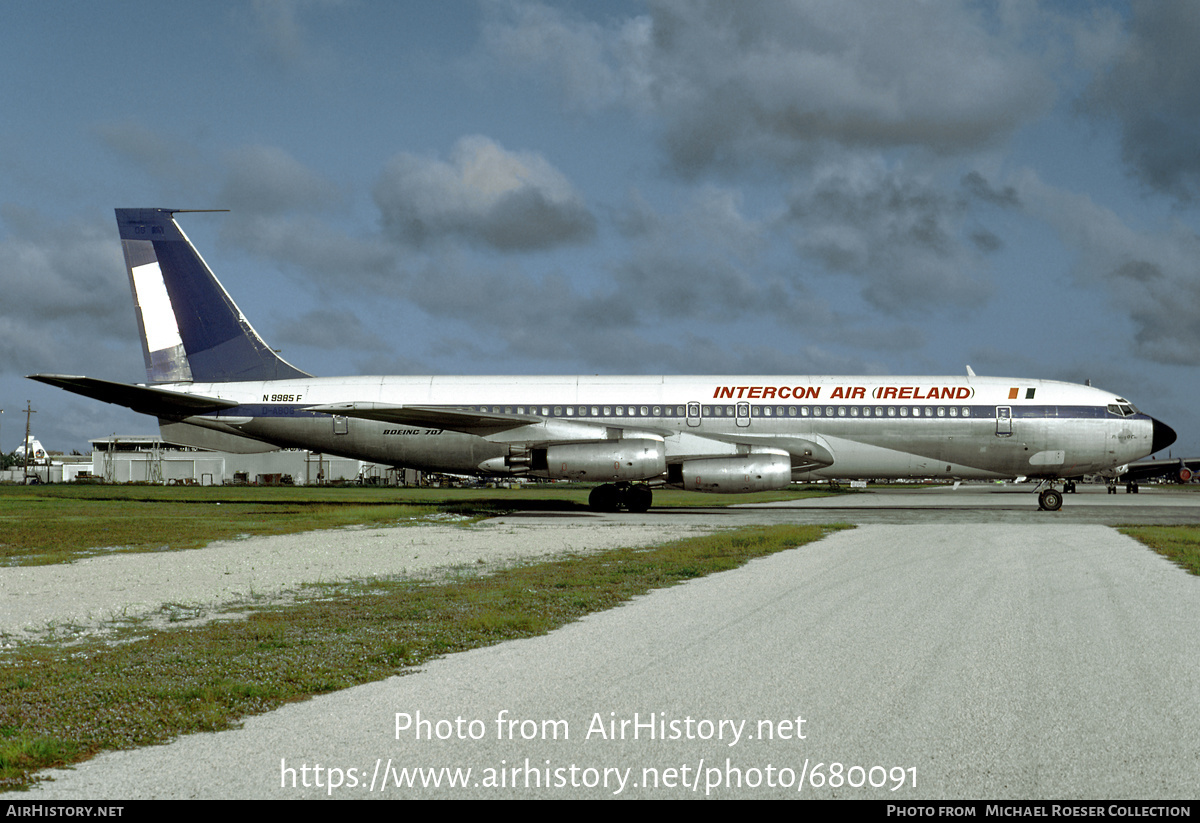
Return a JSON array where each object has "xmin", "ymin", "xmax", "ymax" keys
[
  {"xmin": 0, "ymin": 486, "xmax": 443, "ymax": 565},
  {"xmin": 0, "ymin": 484, "xmax": 847, "ymax": 566},
  {"xmin": 1120, "ymin": 525, "xmax": 1200, "ymax": 575},
  {"xmin": 0, "ymin": 523, "xmax": 846, "ymax": 790}
]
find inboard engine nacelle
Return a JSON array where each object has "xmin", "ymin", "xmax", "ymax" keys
[
  {"xmin": 479, "ymin": 439, "xmax": 668, "ymax": 482},
  {"xmin": 670, "ymin": 453, "xmax": 792, "ymax": 493},
  {"xmin": 537, "ymin": 440, "xmax": 668, "ymax": 481}
]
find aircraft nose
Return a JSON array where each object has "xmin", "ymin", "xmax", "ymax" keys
[{"xmin": 1151, "ymin": 417, "xmax": 1177, "ymax": 454}]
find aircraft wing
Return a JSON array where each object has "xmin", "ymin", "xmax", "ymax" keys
[
  {"xmin": 308, "ymin": 402, "xmax": 544, "ymax": 437},
  {"xmin": 308, "ymin": 401, "xmax": 682, "ymax": 442},
  {"xmin": 27, "ymin": 374, "xmax": 238, "ymax": 417},
  {"xmin": 680, "ymin": 431, "xmax": 836, "ymax": 471},
  {"xmin": 308, "ymin": 401, "xmax": 834, "ymax": 468}
]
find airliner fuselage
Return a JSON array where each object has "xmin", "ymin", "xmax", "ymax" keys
[{"xmin": 153, "ymin": 373, "xmax": 1159, "ymax": 485}]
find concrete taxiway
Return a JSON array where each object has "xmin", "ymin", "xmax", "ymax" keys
[
  {"xmin": 23, "ymin": 486, "xmax": 1200, "ymax": 799},
  {"xmin": 678, "ymin": 483, "xmax": 1200, "ymax": 526}
]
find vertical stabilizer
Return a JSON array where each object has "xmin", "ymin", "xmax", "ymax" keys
[{"xmin": 116, "ymin": 208, "xmax": 310, "ymax": 384}]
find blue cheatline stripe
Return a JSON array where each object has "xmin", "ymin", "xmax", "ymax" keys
[{"xmin": 210, "ymin": 403, "xmax": 1135, "ymax": 422}]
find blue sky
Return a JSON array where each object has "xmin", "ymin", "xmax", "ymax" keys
[{"xmin": 3, "ymin": 0, "xmax": 1200, "ymax": 457}]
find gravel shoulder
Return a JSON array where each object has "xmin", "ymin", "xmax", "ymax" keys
[
  {"xmin": 23, "ymin": 522, "xmax": 1200, "ymax": 799},
  {"xmin": 0, "ymin": 517, "xmax": 715, "ymax": 644}
]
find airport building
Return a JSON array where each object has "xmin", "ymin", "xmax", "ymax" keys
[{"xmin": 72, "ymin": 436, "xmax": 408, "ymax": 486}]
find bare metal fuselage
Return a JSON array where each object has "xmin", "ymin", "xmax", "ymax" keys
[{"xmin": 158, "ymin": 374, "xmax": 1157, "ymax": 483}]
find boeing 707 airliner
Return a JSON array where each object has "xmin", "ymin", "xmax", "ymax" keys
[{"xmin": 30, "ymin": 208, "xmax": 1176, "ymax": 512}]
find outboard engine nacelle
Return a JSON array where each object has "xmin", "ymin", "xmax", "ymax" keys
[
  {"xmin": 670, "ymin": 453, "xmax": 792, "ymax": 493},
  {"xmin": 533, "ymin": 439, "xmax": 667, "ymax": 481}
]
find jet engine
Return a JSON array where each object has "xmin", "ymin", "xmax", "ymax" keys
[
  {"xmin": 530, "ymin": 439, "xmax": 667, "ymax": 481},
  {"xmin": 669, "ymin": 453, "xmax": 792, "ymax": 493}
]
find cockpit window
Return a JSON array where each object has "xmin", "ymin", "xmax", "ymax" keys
[{"xmin": 1107, "ymin": 403, "xmax": 1141, "ymax": 417}]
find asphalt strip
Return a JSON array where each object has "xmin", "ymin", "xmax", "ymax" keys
[{"xmin": 22, "ymin": 522, "xmax": 1200, "ymax": 799}]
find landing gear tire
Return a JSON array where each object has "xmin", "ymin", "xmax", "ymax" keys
[
  {"xmin": 1126, "ymin": 481, "xmax": 1139, "ymax": 494},
  {"xmin": 589, "ymin": 484, "xmax": 621, "ymax": 513},
  {"xmin": 625, "ymin": 484, "xmax": 653, "ymax": 513},
  {"xmin": 1038, "ymin": 488, "xmax": 1063, "ymax": 511},
  {"xmin": 1063, "ymin": 480, "xmax": 1076, "ymax": 493},
  {"xmin": 588, "ymin": 483, "xmax": 653, "ymax": 513}
]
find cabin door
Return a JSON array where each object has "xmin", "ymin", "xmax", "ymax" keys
[{"xmin": 995, "ymin": 406, "xmax": 1012, "ymax": 437}]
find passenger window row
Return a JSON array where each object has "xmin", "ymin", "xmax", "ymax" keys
[{"xmin": 467, "ymin": 404, "xmax": 981, "ymax": 419}]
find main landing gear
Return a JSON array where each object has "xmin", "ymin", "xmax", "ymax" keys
[
  {"xmin": 1104, "ymin": 479, "xmax": 1139, "ymax": 494},
  {"xmin": 588, "ymin": 482, "xmax": 653, "ymax": 513}
]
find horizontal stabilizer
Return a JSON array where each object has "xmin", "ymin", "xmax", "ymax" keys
[{"xmin": 27, "ymin": 374, "xmax": 237, "ymax": 418}]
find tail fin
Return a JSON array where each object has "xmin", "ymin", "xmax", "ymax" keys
[{"xmin": 116, "ymin": 208, "xmax": 310, "ymax": 384}]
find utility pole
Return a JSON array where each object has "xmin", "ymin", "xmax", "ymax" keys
[{"xmin": 23, "ymin": 401, "xmax": 34, "ymax": 483}]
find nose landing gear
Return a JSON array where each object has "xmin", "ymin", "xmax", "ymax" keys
[{"xmin": 1037, "ymin": 486, "xmax": 1063, "ymax": 511}]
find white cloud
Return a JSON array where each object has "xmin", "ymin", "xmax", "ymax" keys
[
  {"xmin": 486, "ymin": 0, "xmax": 1054, "ymax": 174},
  {"xmin": 248, "ymin": 0, "xmax": 345, "ymax": 72},
  {"xmin": 1015, "ymin": 170, "xmax": 1200, "ymax": 365},
  {"xmin": 94, "ymin": 121, "xmax": 207, "ymax": 189},
  {"xmin": 785, "ymin": 158, "xmax": 993, "ymax": 314},
  {"xmin": 373, "ymin": 135, "xmax": 595, "ymax": 251},
  {"xmin": 482, "ymin": 0, "xmax": 654, "ymax": 111},
  {"xmin": 1081, "ymin": 0, "xmax": 1200, "ymax": 201},
  {"xmin": 219, "ymin": 145, "xmax": 344, "ymax": 215},
  {"xmin": 0, "ymin": 208, "xmax": 136, "ymax": 377}
]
